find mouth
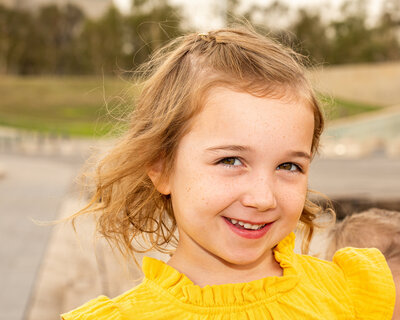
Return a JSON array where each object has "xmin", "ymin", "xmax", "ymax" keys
[
  {"xmin": 224, "ymin": 217, "xmax": 267, "ymax": 230},
  {"xmin": 223, "ymin": 217, "xmax": 273, "ymax": 239}
]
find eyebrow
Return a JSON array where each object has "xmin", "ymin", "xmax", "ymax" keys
[
  {"xmin": 287, "ymin": 151, "xmax": 311, "ymax": 160},
  {"xmin": 205, "ymin": 145, "xmax": 252, "ymax": 153},
  {"xmin": 206, "ymin": 145, "xmax": 311, "ymax": 160}
]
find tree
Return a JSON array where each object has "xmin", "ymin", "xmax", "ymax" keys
[
  {"xmin": 226, "ymin": 0, "xmax": 241, "ymax": 26},
  {"xmin": 243, "ymin": 0, "xmax": 400, "ymax": 65},
  {"xmin": 56, "ymin": 4, "xmax": 86, "ymax": 74},
  {"xmin": 124, "ymin": 0, "xmax": 184, "ymax": 69},
  {"xmin": 79, "ymin": 6, "xmax": 126, "ymax": 74},
  {"xmin": 290, "ymin": 9, "xmax": 331, "ymax": 64},
  {"xmin": 8, "ymin": 4, "xmax": 86, "ymax": 75},
  {"xmin": 0, "ymin": 5, "xmax": 35, "ymax": 74}
]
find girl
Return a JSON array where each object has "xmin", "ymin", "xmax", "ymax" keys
[{"xmin": 62, "ymin": 27, "xmax": 395, "ymax": 319}]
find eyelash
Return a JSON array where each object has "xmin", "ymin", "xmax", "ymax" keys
[{"xmin": 217, "ymin": 158, "xmax": 303, "ymax": 173}]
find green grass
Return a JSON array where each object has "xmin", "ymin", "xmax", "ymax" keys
[
  {"xmin": 320, "ymin": 95, "xmax": 382, "ymax": 121},
  {"xmin": 0, "ymin": 76, "xmax": 135, "ymax": 137},
  {"xmin": 0, "ymin": 76, "xmax": 383, "ymax": 137}
]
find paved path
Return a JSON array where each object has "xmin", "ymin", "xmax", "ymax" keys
[
  {"xmin": 309, "ymin": 154, "xmax": 400, "ymax": 200},
  {"xmin": 0, "ymin": 152, "xmax": 82, "ymax": 320}
]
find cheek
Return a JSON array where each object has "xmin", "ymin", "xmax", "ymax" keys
[
  {"xmin": 277, "ymin": 180, "xmax": 308, "ymax": 215},
  {"xmin": 170, "ymin": 166, "xmax": 218, "ymax": 216},
  {"xmin": 190, "ymin": 176, "xmax": 236, "ymax": 213}
]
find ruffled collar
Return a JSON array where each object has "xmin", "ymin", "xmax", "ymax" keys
[{"xmin": 142, "ymin": 233, "xmax": 299, "ymax": 307}]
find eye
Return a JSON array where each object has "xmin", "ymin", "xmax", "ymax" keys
[
  {"xmin": 277, "ymin": 162, "xmax": 302, "ymax": 172},
  {"xmin": 218, "ymin": 157, "xmax": 243, "ymax": 167}
]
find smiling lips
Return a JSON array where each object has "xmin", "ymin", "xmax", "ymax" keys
[{"xmin": 223, "ymin": 217, "xmax": 273, "ymax": 239}]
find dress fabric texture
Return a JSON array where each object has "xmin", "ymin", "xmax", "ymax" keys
[{"xmin": 61, "ymin": 233, "xmax": 395, "ymax": 320}]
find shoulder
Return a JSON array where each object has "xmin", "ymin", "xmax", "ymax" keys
[
  {"xmin": 60, "ymin": 295, "xmax": 122, "ymax": 320},
  {"xmin": 332, "ymin": 247, "xmax": 395, "ymax": 319},
  {"xmin": 293, "ymin": 251, "xmax": 342, "ymax": 282},
  {"xmin": 295, "ymin": 247, "xmax": 395, "ymax": 320},
  {"xmin": 60, "ymin": 282, "xmax": 156, "ymax": 320}
]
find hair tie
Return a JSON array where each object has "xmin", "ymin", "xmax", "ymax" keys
[{"xmin": 198, "ymin": 32, "xmax": 218, "ymax": 43}]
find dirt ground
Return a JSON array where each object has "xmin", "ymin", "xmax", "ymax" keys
[{"xmin": 310, "ymin": 61, "xmax": 400, "ymax": 106}]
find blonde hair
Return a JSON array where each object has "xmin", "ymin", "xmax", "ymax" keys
[
  {"xmin": 74, "ymin": 26, "xmax": 331, "ymax": 262},
  {"xmin": 327, "ymin": 208, "xmax": 400, "ymax": 269}
]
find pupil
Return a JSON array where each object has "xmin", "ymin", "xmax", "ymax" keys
[{"xmin": 224, "ymin": 158, "xmax": 235, "ymax": 165}]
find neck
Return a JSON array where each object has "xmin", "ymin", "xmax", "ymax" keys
[{"xmin": 167, "ymin": 245, "xmax": 283, "ymax": 287}]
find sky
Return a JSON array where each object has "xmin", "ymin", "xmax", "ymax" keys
[{"xmin": 113, "ymin": 0, "xmax": 383, "ymax": 30}]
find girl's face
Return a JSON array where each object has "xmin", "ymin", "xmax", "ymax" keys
[{"xmin": 159, "ymin": 87, "xmax": 314, "ymax": 270}]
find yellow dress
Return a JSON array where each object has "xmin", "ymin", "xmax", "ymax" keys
[{"xmin": 61, "ymin": 233, "xmax": 395, "ymax": 319}]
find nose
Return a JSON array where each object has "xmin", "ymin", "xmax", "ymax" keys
[{"xmin": 240, "ymin": 176, "xmax": 277, "ymax": 212}]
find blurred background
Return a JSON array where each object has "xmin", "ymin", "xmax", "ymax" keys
[{"xmin": 0, "ymin": 0, "xmax": 399, "ymax": 319}]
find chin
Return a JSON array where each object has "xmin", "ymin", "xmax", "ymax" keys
[{"xmin": 220, "ymin": 250, "xmax": 268, "ymax": 268}]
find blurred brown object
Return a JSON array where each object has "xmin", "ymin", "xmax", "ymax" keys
[{"xmin": 325, "ymin": 208, "xmax": 400, "ymax": 320}]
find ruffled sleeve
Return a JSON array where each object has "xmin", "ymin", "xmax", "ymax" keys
[
  {"xmin": 60, "ymin": 295, "xmax": 122, "ymax": 320},
  {"xmin": 333, "ymin": 247, "xmax": 395, "ymax": 320}
]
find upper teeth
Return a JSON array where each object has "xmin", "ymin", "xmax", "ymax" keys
[{"xmin": 228, "ymin": 218, "xmax": 266, "ymax": 230}]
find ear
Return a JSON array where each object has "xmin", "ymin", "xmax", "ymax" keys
[{"xmin": 147, "ymin": 159, "xmax": 171, "ymax": 195}]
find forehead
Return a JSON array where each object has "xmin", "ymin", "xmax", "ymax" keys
[
  {"xmin": 182, "ymin": 87, "xmax": 315, "ymax": 152},
  {"xmin": 200, "ymin": 87, "xmax": 312, "ymax": 127}
]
